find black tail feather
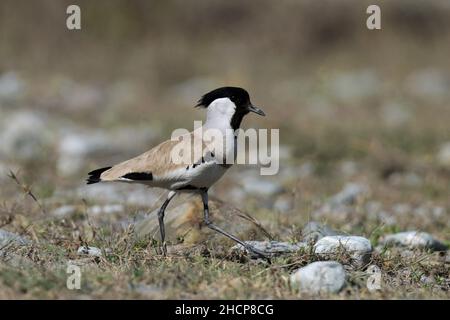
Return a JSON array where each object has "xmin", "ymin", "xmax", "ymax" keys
[{"xmin": 86, "ymin": 166, "xmax": 112, "ymax": 185}]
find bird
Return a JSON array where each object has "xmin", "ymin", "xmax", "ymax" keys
[{"xmin": 86, "ymin": 86, "xmax": 268, "ymax": 259}]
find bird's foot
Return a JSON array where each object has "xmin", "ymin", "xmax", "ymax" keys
[{"xmin": 160, "ymin": 241, "xmax": 167, "ymax": 257}]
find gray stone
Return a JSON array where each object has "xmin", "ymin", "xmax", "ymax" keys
[
  {"xmin": 380, "ymin": 101, "xmax": 412, "ymax": 127},
  {"xmin": 365, "ymin": 202, "xmax": 397, "ymax": 226},
  {"xmin": 290, "ymin": 261, "xmax": 346, "ymax": 294},
  {"xmin": 277, "ymin": 145, "xmax": 294, "ymax": 162},
  {"xmin": 406, "ymin": 68, "xmax": 449, "ymax": 100},
  {"xmin": 298, "ymin": 162, "xmax": 314, "ymax": 179},
  {"xmin": 339, "ymin": 161, "xmax": 359, "ymax": 177},
  {"xmin": 329, "ymin": 69, "xmax": 380, "ymax": 101},
  {"xmin": 380, "ymin": 231, "xmax": 448, "ymax": 251},
  {"xmin": 58, "ymin": 79, "xmax": 104, "ymax": 111},
  {"xmin": 73, "ymin": 183, "xmax": 161, "ymax": 207},
  {"xmin": 314, "ymin": 236, "xmax": 373, "ymax": 266},
  {"xmin": 77, "ymin": 246, "xmax": 102, "ymax": 257},
  {"xmin": 302, "ymin": 222, "xmax": 341, "ymax": 243},
  {"xmin": 242, "ymin": 177, "xmax": 284, "ymax": 197},
  {"xmin": 388, "ymin": 172, "xmax": 422, "ymax": 187},
  {"xmin": 392, "ymin": 203, "xmax": 411, "ymax": 216},
  {"xmin": 0, "ymin": 111, "xmax": 54, "ymax": 160},
  {"xmin": 329, "ymin": 183, "xmax": 368, "ymax": 206},
  {"xmin": 130, "ymin": 284, "xmax": 164, "ymax": 298},
  {"xmin": 366, "ymin": 265, "xmax": 382, "ymax": 292},
  {"xmin": 273, "ymin": 195, "xmax": 293, "ymax": 213},
  {"xmin": 87, "ymin": 204, "xmax": 124, "ymax": 216},
  {"xmin": 232, "ymin": 241, "xmax": 308, "ymax": 256},
  {"xmin": 0, "ymin": 229, "xmax": 29, "ymax": 248},
  {"xmin": 57, "ymin": 126, "xmax": 158, "ymax": 176},
  {"xmin": 52, "ymin": 205, "xmax": 77, "ymax": 218},
  {"xmin": 437, "ymin": 142, "xmax": 450, "ymax": 167},
  {"xmin": 420, "ymin": 275, "xmax": 435, "ymax": 285},
  {"xmin": 0, "ymin": 71, "xmax": 25, "ymax": 101}
]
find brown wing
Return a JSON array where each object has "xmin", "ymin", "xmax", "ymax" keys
[{"xmin": 99, "ymin": 131, "xmax": 211, "ymax": 181}]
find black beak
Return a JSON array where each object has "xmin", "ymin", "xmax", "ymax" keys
[{"xmin": 248, "ymin": 104, "xmax": 266, "ymax": 116}]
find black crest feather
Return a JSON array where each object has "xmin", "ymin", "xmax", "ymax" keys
[{"xmin": 196, "ymin": 86, "xmax": 250, "ymax": 108}]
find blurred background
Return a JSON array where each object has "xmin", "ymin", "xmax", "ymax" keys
[{"xmin": 0, "ymin": 0, "xmax": 450, "ymax": 297}]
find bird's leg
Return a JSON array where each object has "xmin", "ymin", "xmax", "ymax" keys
[
  {"xmin": 157, "ymin": 191, "xmax": 176, "ymax": 256},
  {"xmin": 200, "ymin": 190, "xmax": 270, "ymax": 261}
]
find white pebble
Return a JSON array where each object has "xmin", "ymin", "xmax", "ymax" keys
[
  {"xmin": 380, "ymin": 231, "xmax": 447, "ymax": 251},
  {"xmin": 290, "ymin": 261, "xmax": 346, "ymax": 294},
  {"xmin": 314, "ymin": 236, "xmax": 373, "ymax": 266},
  {"xmin": 77, "ymin": 246, "xmax": 102, "ymax": 257}
]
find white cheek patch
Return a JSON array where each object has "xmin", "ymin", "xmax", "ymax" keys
[
  {"xmin": 208, "ymin": 98, "xmax": 236, "ymax": 117},
  {"xmin": 204, "ymin": 97, "xmax": 238, "ymax": 132}
]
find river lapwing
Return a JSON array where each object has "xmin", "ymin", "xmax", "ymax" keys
[{"xmin": 86, "ymin": 87, "xmax": 267, "ymax": 258}]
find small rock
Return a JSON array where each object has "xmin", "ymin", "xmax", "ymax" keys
[
  {"xmin": 388, "ymin": 172, "xmax": 422, "ymax": 187},
  {"xmin": 74, "ymin": 183, "xmax": 161, "ymax": 207},
  {"xmin": 380, "ymin": 101, "xmax": 412, "ymax": 127},
  {"xmin": 241, "ymin": 177, "xmax": 284, "ymax": 197},
  {"xmin": 52, "ymin": 205, "xmax": 77, "ymax": 218},
  {"xmin": 339, "ymin": 161, "xmax": 359, "ymax": 177},
  {"xmin": 380, "ymin": 231, "xmax": 448, "ymax": 251},
  {"xmin": 376, "ymin": 211, "xmax": 397, "ymax": 226},
  {"xmin": 278, "ymin": 145, "xmax": 294, "ymax": 162},
  {"xmin": 406, "ymin": 68, "xmax": 449, "ymax": 100},
  {"xmin": 57, "ymin": 126, "xmax": 157, "ymax": 176},
  {"xmin": 0, "ymin": 111, "xmax": 54, "ymax": 160},
  {"xmin": 87, "ymin": 204, "xmax": 124, "ymax": 216},
  {"xmin": 298, "ymin": 162, "xmax": 315, "ymax": 179},
  {"xmin": 290, "ymin": 261, "xmax": 346, "ymax": 294},
  {"xmin": 77, "ymin": 246, "xmax": 102, "ymax": 257},
  {"xmin": 329, "ymin": 183, "xmax": 368, "ymax": 206},
  {"xmin": 420, "ymin": 275, "xmax": 435, "ymax": 285},
  {"xmin": 0, "ymin": 229, "xmax": 29, "ymax": 247},
  {"xmin": 314, "ymin": 236, "xmax": 373, "ymax": 266},
  {"xmin": 437, "ymin": 142, "xmax": 450, "ymax": 167},
  {"xmin": 392, "ymin": 203, "xmax": 411, "ymax": 216},
  {"xmin": 58, "ymin": 79, "xmax": 104, "ymax": 111},
  {"xmin": 273, "ymin": 194, "xmax": 293, "ymax": 213},
  {"xmin": 0, "ymin": 71, "xmax": 25, "ymax": 101},
  {"xmin": 232, "ymin": 241, "xmax": 308, "ymax": 256},
  {"xmin": 399, "ymin": 249, "xmax": 416, "ymax": 259},
  {"xmin": 130, "ymin": 284, "xmax": 164, "ymax": 299},
  {"xmin": 366, "ymin": 265, "xmax": 382, "ymax": 292},
  {"xmin": 365, "ymin": 202, "xmax": 397, "ymax": 226},
  {"xmin": 329, "ymin": 69, "xmax": 380, "ymax": 101},
  {"xmin": 302, "ymin": 222, "xmax": 341, "ymax": 243}
]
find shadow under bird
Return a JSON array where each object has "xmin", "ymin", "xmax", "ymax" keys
[{"xmin": 86, "ymin": 86, "xmax": 267, "ymax": 259}]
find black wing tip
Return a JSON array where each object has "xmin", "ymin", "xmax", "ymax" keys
[
  {"xmin": 121, "ymin": 172, "xmax": 153, "ymax": 181},
  {"xmin": 86, "ymin": 166, "xmax": 112, "ymax": 185}
]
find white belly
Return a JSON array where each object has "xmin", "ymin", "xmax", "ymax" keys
[
  {"xmin": 151, "ymin": 162, "xmax": 230, "ymax": 190},
  {"xmin": 187, "ymin": 162, "xmax": 229, "ymax": 188}
]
